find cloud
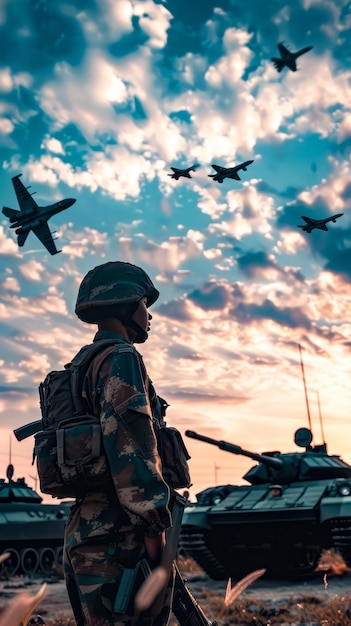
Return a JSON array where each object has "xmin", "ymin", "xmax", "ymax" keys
[
  {"xmin": 133, "ymin": 1, "xmax": 173, "ymax": 49},
  {"xmin": 205, "ymin": 28, "xmax": 254, "ymax": 85},
  {"xmin": 188, "ymin": 282, "xmax": 230, "ymax": 309},
  {"xmin": 18, "ymin": 259, "xmax": 45, "ymax": 281},
  {"xmin": 77, "ymin": 0, "xmax": 134, "ymax": 44},
  {"xmin": 0, "ymin": 289, "xmax": 68, "ymax": 319},
  {"xmin": 236, "ymin": 250, "xmax": 282, "ymax": 279},
  {"xmin": 0, "ymin": 67, "xmax": 17, "ymax": 92},
  {"xmin": 18, "ymin": 352, "xmax": 52, "ymax": 380},
  {"xmin": 61, "ymin": 226, "xmax": 109, "ymax": 259},
  {"xmin": 41, "ymin": 136, "xmax": 65, "ymax": 154},
  {"xmin": 0, "ymin": 385, "xmax": 30, "ymax": 393},
  {"xmin": 1, "ymin": 276, "xmax": 20, "ymax": 292},
  {"xmin": 0, "ymin": 362, "xmax": 26, "ymax": 384},
  {"xmin": 0, "ymin": 226, "xmax": 21, "ymax": 257},
  {"xmin": 165, "ymin": 390, "xmax": 250, "ymax": 404},
  {"xmin": 118, "ymin": 230, "xmax": 205, "ymax": 272},
  {"xmin": 156, "ymin": 298, "xmax": 195, "ymax": 322}
]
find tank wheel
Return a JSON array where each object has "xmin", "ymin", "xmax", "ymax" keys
[
  {"xmin": 39, "ymin": 547, "xmax": 55, "ymax": 575},
  {"xmin": 330, "ymin": 518, "xmax": 351, "ymax": 567},
  {"xmin": 55, "ymin": 546, "xmax": 63, "ymax": 566},
  {"xmin": 296, "ymin": 548, "xmax": 321, "ymax": 570},
  {"xmin": 275, "ymin": 548, "xmax": 321, "ymax": 580},
  {"xmin": 21, "ymin": 548, "xmax": 39, "ymax": 575},
  {"xmin": 0, "ymin": 548, "xmax": 20, "ymax": 577},
  {"xmin": 179, "ymin": 527, "xmax": 228, "ymax": 579}
]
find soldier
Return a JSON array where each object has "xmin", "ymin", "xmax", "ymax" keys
[{"xmin": 64, "ymin": 261, "xmax": 174, "ymax": 626}]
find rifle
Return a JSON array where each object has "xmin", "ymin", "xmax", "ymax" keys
[
  {"xmin": 115, "ymin": 492, "xmax": 216, "ymax": 626},
  {"xmin": 14, "ymin": 419, "xmax": 42, "ymax": 441},
  {"xmin": 172, "ymin": 564, "xmax": 217, "ymax": 626}
]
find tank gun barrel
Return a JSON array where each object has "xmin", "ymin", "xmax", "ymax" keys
[{"xmin": 185, "ymin": 430, "xmax": 283, "ymax": 470}]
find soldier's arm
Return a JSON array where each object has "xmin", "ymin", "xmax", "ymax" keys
[{"xmin": 94, "ymin": 348, "xmax": 171, "ymax": 536}]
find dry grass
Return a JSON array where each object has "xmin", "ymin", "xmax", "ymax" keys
[
  {"xmin": 188, "ymin": 591, "xmax": 351, "ymax": 625},
  {"xmin": 0, "ymin": 583, "xmax": 47, "ymax": 626},
  {"xmin": 2, "ymin": 553, "xmax": 351, "ymax": 625},
  {"xmin": 318, "ymin": 549, "xmax": 350, "ymax": 576},
  {"xmin": 174, "ymin": 555, "xmax": 351, "ymax": 625}
]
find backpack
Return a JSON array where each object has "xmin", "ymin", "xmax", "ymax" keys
[
  {"xmin": 34, "ymin": 340, "xmax": 191, "ymax": 499},
  {"xmin": 34, "ymin": 339, "xmax": 118, "ymax": 499},
  {"xmin": 148, "ymin": 390, "xmax": 192, "ymax": 491}
]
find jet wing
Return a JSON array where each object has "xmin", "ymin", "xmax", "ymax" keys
[
  {"xmin": 228, "ymin": 171, "xmax": 241, "ymax": 180},
  {"xmin": 301, "ymin": 216, "xmax": 314, "ymax": 224},
  {"xmin": 12, "ymin": 175, "xmax": 38, "ymax": 212},
  {"xmin": 17, "ymin": 230, "xmax": 29, "ymax": 247},
  {"xmin": 32, "ymin": 221, "xmax": 61, "ymax": 255},
  {"xmin": 286, "ymin": 59, "xmax": 297, "ymax": 71},
  {"xmin": 211, "ymin": 164, "xmax": 225, "ymax": 173},
  {"xmin": 278, "ymin": 43, "xmax": 291, "ymax": 59},
  {"xmin": 317, "ymin": 224, "xmax": 328, "ymax": 231}
]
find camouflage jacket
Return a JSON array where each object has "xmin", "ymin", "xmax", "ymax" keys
[{"xmin": 67, "ymin": 330, "xmax": 171, "ymax": 543}]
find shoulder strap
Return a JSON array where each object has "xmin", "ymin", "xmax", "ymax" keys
[{"xmin": 68, "ymin": 339, "xmax": 124, "ymax": 414}]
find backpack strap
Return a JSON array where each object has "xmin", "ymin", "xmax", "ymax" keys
[{"xmin": 68, "ymin": 339, "xmax": 124, "ymax": 415}]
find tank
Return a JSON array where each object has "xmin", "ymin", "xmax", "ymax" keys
[
  {"xmin": 0, "ymin": 464, "xmax": 71, "ymax": 578},
  {"xmin": 180, "ymin": 428, "xmax": 351, "ymax": 580}
]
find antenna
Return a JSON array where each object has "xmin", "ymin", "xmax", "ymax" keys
[
  {"xmin": 214, "ymin": 462, "xmax": 220, "ymax": 486},
  {"xmin": 316, "ymin": 391, "xmax": 326, "ymax": 445},
  {"xmin": 298, "ymin": 344, "xmax": 312, "ymax": 434},
  {"xmin": 29, "ymin": 474, "xmax": 38, "ymax": 491}
]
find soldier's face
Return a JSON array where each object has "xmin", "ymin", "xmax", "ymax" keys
[{"xmin": 133, "ymin": 297, "xmax": 151, "ymax": 333}]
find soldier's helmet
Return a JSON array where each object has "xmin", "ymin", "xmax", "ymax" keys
[{"xmin": 75, "ymin": 261, "xmax": 159, "ymax": 324}]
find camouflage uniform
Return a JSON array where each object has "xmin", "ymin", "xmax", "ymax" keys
[{"xmin": 64, "ymin": 329, "xmax": 173, "ymax": 626}]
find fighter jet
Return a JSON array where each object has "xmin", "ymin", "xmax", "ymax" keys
[
  {"xmin": 297, "ymin": 214, "xmax": 343, "ymax": 233},
  {"xmin": 208, "ymin": 160, "xmax": 254, "ymax": 183},
  {"xmin": 168, "ymin": 165, "xmax": 197, "ymax": 180},
  {"xmin": 271, "ymin": 42, "xmax": 313, "ymax": 72},
  {"xmin": 2, "ymin": 173, "xmax": 76, "ymax": 255}
]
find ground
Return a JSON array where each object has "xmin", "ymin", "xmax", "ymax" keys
[{"xmin": 1, "ymin": 553, "xmax": 351, "ymax": 625}]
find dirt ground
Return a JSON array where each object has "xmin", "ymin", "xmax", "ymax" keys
[{"xmin": 1, "ymin": 555, "xmax": 351, "ymax": 625}]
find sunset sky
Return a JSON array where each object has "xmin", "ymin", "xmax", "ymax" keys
[{"xmin": 1, "ymin": 0, "xmax": 351, "ymax": 502}]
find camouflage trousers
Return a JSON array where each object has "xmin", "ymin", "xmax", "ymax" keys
[{"xmin": 64, "ymin": 540, "xmax": 174, "ymax": 626}]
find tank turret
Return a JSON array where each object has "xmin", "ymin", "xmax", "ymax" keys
[{"xmin": 185, "ymin": 428, "xmax": 351, "ymax": 486}]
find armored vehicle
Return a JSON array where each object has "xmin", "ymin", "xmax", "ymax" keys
[
  {"xmin": 180, "ymin": 428, "xmax": 351, "ymax": 580},
  {"xmin": 0, "ymin": 464, "xmax": 71, "ymax": 577}
]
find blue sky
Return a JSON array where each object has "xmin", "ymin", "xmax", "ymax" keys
[{"xmin": 1, "ymin": 0, "xmax": 351, "ymax": 499}]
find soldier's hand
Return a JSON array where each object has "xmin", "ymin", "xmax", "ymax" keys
[{"xmin": 144, "ymin": 531, "xmax": 165, "ymax": 563}]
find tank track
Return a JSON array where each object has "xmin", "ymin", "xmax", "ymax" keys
[
  {"xmin": 330, "ymin": 517, "xmax": 351, "ymax": 567},
  {"xmin": 179, "ymin": 526, "xmax": 227, "ymax": 580},
  {"xmin": 0, "ymin": 545, "xmax": 63, "ymax": 578}
]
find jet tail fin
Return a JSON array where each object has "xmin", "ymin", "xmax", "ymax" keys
[
  {"xmin": 271, "ymin": 58, "xmax": 284, "ymax": 72},
  {"xmin": 2, "ymin": 206, "xmax": 20, "ymax": 219},
  {"xmin": 17, "ymin": 230, "xmax": 29, "ymax": 247}
]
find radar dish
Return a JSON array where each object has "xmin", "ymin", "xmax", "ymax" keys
[
  {"xmin": 6, "ymin": 464, "xmax": 14, "ymax": 481},
  {"xmin": 294, "ymin": 428, "xmax": 312, "ymax": 448}
]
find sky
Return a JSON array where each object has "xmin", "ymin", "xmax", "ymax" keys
[{"xmin": 1, "ymin": 0, "xmax": 351, "ymax": 502}]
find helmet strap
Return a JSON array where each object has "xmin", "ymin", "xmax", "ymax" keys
[
  {"xmin": 126, "ymin": 319, "xmax": 148, "ymax": 343},
  {"xmin": 114, "ymin": 302, "xmax": 148, "ymax": 343}
]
